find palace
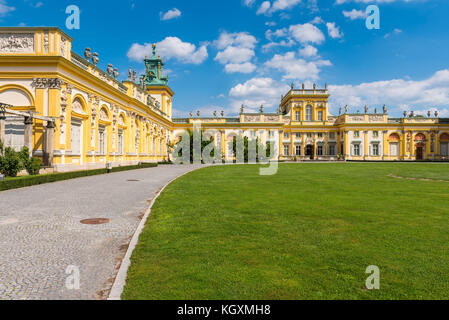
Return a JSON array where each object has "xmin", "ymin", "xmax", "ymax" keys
[{"xmin": 1, "ymin": 27, "xmax": 448, "ymax": 172}]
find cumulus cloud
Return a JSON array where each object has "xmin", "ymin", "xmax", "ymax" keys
[
  {"xmin": 127, "ymin": 37, "xmax": 208, "ymax": 65},
  {"xmin": 0, "ymin": 0, "xmax": 15, "ymax": 16},
  {"xmin": 299, "ymin": 45, "xmax": 318, "ymax": 57},
  {"xmin": 289, "ymin": 23, "xmax": 325, "ymax": 44},
  {"xmin": 160, "ymin": 8, "xmax": 182, "ymax": 21},
  {"xmin": 343, "ymin": 9, "xmax": 366, "ymax": 20},
  {"xmin": 256, "ymin": 0, "xmax": 302, "ymax": 15},
  {"xmin": 265, "ymin": 51, "xmax": 331, "ymax": 80},
  {"xmin": 229, "ymin": 77, "xmax": 291, "ymax": 112},
  {"xmin": 326, "ymin": 22, "xmax": 344, "ymax": 39},
  {"xmin": 225, "ymin": 62, "xmax": 257, "ymax": 74},
  {"xmin": 328, "ymin": 69, "xmax": 449, "ymax": 116},
  {"xmin": 214, "ymin": 31, "xmax": 258, "ymax": 74},
  {"xmin": 336, "ymin": 0, "xmax": 416, "ymax": 4}
]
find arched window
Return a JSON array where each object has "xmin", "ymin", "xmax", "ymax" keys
[
  {"xmin": 306, "ymin": 105, "xmax": 313, "ymax": 121},
  {"xmin": 415, "ymin": 133, "xmax": 426, "ymax": 141}
]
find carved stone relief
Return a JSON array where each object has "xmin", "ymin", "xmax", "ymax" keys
[{"xmin": 0, "ymin": 33, "xmax": 35, "ymax": 53}]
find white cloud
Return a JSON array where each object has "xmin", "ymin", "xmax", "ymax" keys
[
  {"xmin": 127, "ymin": 37, "xmax": 208, "ymax": 65},
  {"xmin": 343, "ymin": 9, "xmax": 366, "ymax": 20},
  {"xmin": 229, "ymin": 77, "xmax": 291, "ymax": 112},
  {"xmin": 257, "ymin": 0, "xmax": 302, "ymax": 15},
  {"xmin": 225, "ymin": 62, "xmax": 257, "ymax": 74},
  {"xmin": 257, "ymin": 1, "xmax": 271, "ymax": 15},
  {"xmin": 243, "ymin": 0, "xmax": 256, "ymax": 7},
  {"xmin": 265, "ymin": 21, "xmax": 277, "ymax": 27},
  {"xmin": 326, "ymin": 22, "xmax": 344, "ymax": 39},
  {"xmin": 265, "ymin": 51, "xmax": 331, "ymax": 80},
  {"xmin": 0, "ymin": 0, "xmax": 15, "ymax": 16},
  {"xmin": 262, "ymin": 38, "xmax": 296, "ymax": 52},
  {"xmin": 214, "ymin": 31, "xmax": 258, "ymax": 74},
  {"xmin": 328, "ymin": 69, "xmax": 449, "ymax": 116},
  {"xmin": 271, "ymin": 0, "xmax": 302, "ymax": 12},
  {"xmin": 299, "ymin": 45, "xmax": 318, "ymax": 57},
  {"xmin": 289, "ymin": 23, "xmax": 325, "ymax": 44},
  {"xmin": 309, "ymin": 16, "xmax": 324, "ymax": 24},
  {"xmin": 384, "ymin": 28, "xmax": 402, "ymax": 38},
  {"xmin": 336, "ymin": 0, "xmax": 416, "ymax": 3},
  {"xmin": 214, "ymin": 31, "xmax": 257, "ymax": 50},
  {"xmin": 215, "ymin": 46, "xmax": 255, "ymax": 64},
  {"xmin": 160, "ymin": 8, "xmax": 181, "ymax": 21}
]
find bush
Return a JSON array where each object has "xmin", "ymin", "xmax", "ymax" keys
[
  {"xmin": 0, "ymin": 162, "xmax": 158, "ymax": 191},
  {"xmin": 0, "ymin": 147, "xmax": 23, "ymax": 177},
  {"xmin": 26, "ymin": 157, "xmax": 42, "ymax": 175},
  {"xmin": 18, "ymin": 147, "xmax": 42, "ymax": 176}
]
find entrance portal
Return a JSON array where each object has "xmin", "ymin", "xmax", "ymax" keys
[
  {"xmin": 416, "ymin": 145, "xmax": 425, "ymax": 160},
  {"xmin": 306, "ymin": 145, "xmax": 314, "ymax": 160}
]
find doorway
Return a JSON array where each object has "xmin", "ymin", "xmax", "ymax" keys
[
  {"xmin": 306, "ymin": 145, "xmax": 314, "ymax": 160},
  {"xmin": 416, "ymin": 145, "xmax": 424, "ymax": 160}
]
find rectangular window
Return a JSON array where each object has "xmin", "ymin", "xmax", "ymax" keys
[
  {"xmin": 98, "ymin": 126, "xmax": 106, "ymax": 155},
  {"xmin": 295, "ymin": 111, "xmax": 301, "ymax": 121},
  {"xmin": 295, "ymin": 145, "xmax": 301, "ymax": 156},
  {"xmin": 354, "ymin": 131, "xmax": 360, "ymax": 138},
  {"xmin": 373, "ymin": 131, "xmax": 379, "ymax": 138},
  {"xmin": 250, "ymin": 130, "xmax": 255, "ymax": 137},
  {"xmin": 306, "ymin": 106, "xmax": 313, "ymax": 121},
  {"xmin": 318, "ymin": 111, "xmax": 323, "ymax": 121},
  {"xmin": 307, "ymin": 133, "xmax": 312, "ymax": 138},
  {"xmin": 284, "ymin": 133, "xmax": 289, "ymax": 139},
  {"xmin": 283, "ymin": 145, "xmax": 290, "ymax": 156},
  {"xmin": 329, "ymin": 132, "xmax": 335, "ymax": 139},
  {"xmin": 269, "ymin": 130, "xmax": 275, "ymax": 138},
  {"xmin": 353, "ymin": 144, "xmax": 360, "ymax": 156},
  {"xmin": 71, "ymin": 121, "xmax": 81, "ymax": 155},
  {"xmin": 296, "ymin": 133, "xmax": 301, "ymax": 139},
  {"xmin": 440, "ymin": 143, "xmax": 449, "ymax": 156},
  {"xmin": 329, "ymin": 145, "xmax": 336, "ymax": 155},
  {"xmin": 118, "ymin": 130, "xmax": 124, "ymax": 155},
  {"xmin": 390, "ymin": 142, "xmax": 399, "ymax": 156},
  {"xmin": 318, "ymin": 133, "xmax": 323, "ymax": 138},
  {"xmin": 372, "ymin": 143, "xmax": 379, "ymax": 156},
  {"xmin": 317, "ymin": 145, "xmax": 323, "ymax": 156}
]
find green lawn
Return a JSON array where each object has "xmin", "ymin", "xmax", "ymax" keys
[{"xmin": 122, "ymin": 163, "xmax": 449, "ymax": 300}]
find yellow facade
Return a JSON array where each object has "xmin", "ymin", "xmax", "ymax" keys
[{"xmin": 1, "ymin": 27, "xmax": 449, "ymax": 172}]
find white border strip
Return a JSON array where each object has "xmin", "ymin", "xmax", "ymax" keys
[{"xmin": 108, "ymin": 167, "xmax": 202, "ymax": 300}]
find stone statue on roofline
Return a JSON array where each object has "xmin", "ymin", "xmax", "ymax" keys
[
  {"xmin": 364, "ymin": 105, "xmax": 368, "ymax": 114},
  {"xmin": 213, "ymin": 111, "xmax": 217, "ymax": 117},
  {"xmin": 240, "ymin": 104, "xmax": 244, "ymax": 114},
  {"xmin": 221, "ymin": 111, "xmax": 225, "ymax": 117},
  {"xmin": 435, "ymin": 110, "xmax": 439, "ymax": 118},
  {"xmin": 339, "ymin": 107, "xmax": 342, "ymax": 115},
  {"xmin": 260, "ymin": 105, "xmax": 264, "ymax": 114},
  {"xmin": 383, "ymin": 105, "xmax": 387, "ymax": 114},
  {"xmin": 128, "ymin": 67, "xmax": 132, "ymax": 81},
  {"xmin": 344, "ymin": 105, "xmax": 348, "ymax": 114},
  {"xmin": 132, "ymin": 70, "xmax": 137, "ymax": 82},
  {"xmin": 428, "ymin": 111, "xmax": 431, "ymax": 118}
]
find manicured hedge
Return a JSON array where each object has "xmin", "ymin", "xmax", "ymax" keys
[{"xmin": 0, "ymin": 163, "xmax": 158, "ymax": 191}]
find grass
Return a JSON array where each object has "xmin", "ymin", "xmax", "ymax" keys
[{"xmin": 122, "ymin": 163, "xmax": 449, "ymax": 300}]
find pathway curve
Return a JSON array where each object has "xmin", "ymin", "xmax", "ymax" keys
[{"xmin": 0, "ymin": 164, "xmax": 203, "ymax": 300}]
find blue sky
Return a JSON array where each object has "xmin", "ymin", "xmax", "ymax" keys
[{"xmin": 1, "ymin": 0, "xmax": 449, "ymax": 117}]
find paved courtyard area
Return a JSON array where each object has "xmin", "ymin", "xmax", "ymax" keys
[{"xmin": 0, "ymin": 164, "xmax": 202, "ymax": 300}]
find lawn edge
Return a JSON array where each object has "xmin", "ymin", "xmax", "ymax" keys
[{"xmin": 108, "ymin": 165, "xmax": 209, "ymax": 300}]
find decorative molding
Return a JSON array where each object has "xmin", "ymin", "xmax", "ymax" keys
[{"xmin": 0, "ymin": 33, "xmax": 35, "ymax": 53}]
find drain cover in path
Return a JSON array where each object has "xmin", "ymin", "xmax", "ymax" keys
[{"xmin": 81, "ymin": 218, "xmax": 110, "ymax": 225}]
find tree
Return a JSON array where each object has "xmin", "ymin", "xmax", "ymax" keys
[
  {"xmin": 174, "ymin": 130, "xmax": 217, "ymax": 163},
  {"xmin": 232, "ymin": 136, "xmax": 273, "ymax": 163}
]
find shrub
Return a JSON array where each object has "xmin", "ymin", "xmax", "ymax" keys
[
  {"xmin": 18, "ymin": 147, "xmax": 42, "ymax": 176},
  {"xmin": 0, "ymin": 162, "xmax": 158, "ymax": 191},
  {"xmin": 26, "ymin": 157, "xmax": 42, "ymax": 175},
  {"xmin": 0, "ymin": 147, "xmax": 23, "ymax": 177}
]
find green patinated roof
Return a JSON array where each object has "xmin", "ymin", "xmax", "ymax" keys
[{"xmin": 140, "ymin": 44, "xmax": 169, "ymax": 86}]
